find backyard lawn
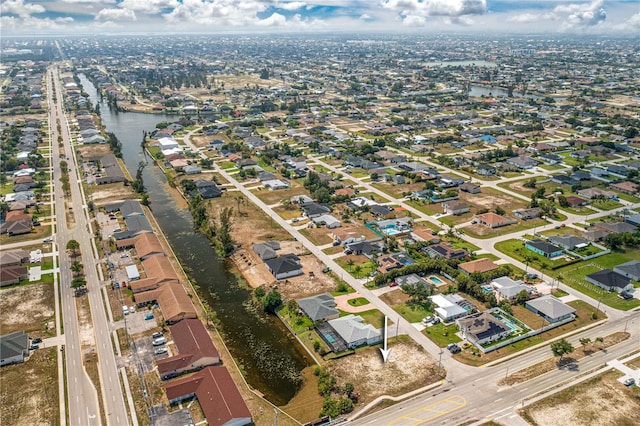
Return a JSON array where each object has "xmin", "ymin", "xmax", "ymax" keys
[{"xmin": 495, "ymin": 238, "xmax": 577, "ymax": 270}]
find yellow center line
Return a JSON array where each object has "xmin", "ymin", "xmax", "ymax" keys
[{"xmin": 388, "ymin": 395, "xmax": 467, "ymax": 425}]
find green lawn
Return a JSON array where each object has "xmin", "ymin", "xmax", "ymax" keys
[
  {"xmin": 392, "ymin": 303, "xmax": 432, "ymax": 323},
  {"xmin": 347, "ymin": 297, "xmax": 370, "ymax": 307},
  {"xmin": 446, "ymin": 237, "xmax": 480, "ymax": 253},
  {"xmin": 423, "ymin": 322, "xmax": 462, "ymax": 347},
  {"xmin": 571, "ymin": 244, "xmax": 607, "ymax": 257},
  {"xmin": 591, "ymin": 199, "xmax": 624, "ymax": 211},
  {"xmin": 494, "ymin": 239, "xmax": 576, "ymax": 270},
  {"xmin": 463, "ymin": 219, "xmax": 550, "ymax": 240},
  {"xmin": 405, "ymin": 200, "xmax": 442, "ymax": 216}
]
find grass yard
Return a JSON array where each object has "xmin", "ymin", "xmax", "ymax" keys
[
  {"xmin": 299, "ymin": 227, "xmax": 334, "ymax": 246},
  {"xmin": 272, "ymin": 205, "xmax": 303, "ymax": 220},
  {"xmin": 251, "ymin": 184, "xmax": 311, "ymax": 205},
  {"xmin": 334, "ymin": 255, "xmax": 377, "ymax": 279},
  {"xmin": 591, "ymin": 198, "xmax": 624, "ymax": 210},
  {"xmin": 464, "ymin": 219, "xmax": 549, "ymax": 240},
  {"xmin": 348, "ymin": 297, "xmax": 370, "ymax": 307},
  {"xmin": 405, "ymin": 199, "xmax": 443, "ymax": 216},
  {"xmin": 495, "ymin": 238, "xmax": 577, "ymax": 270},
  {"xmin": 424, "ymin": 322, "xmax": 463, "ymax": 347}
]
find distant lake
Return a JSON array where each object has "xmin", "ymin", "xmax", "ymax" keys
[{"xmin": 422, "ymin": 60, "xmax": 497, "ymax": 67}]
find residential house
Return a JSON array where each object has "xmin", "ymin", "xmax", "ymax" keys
[
  {"xmin": 458, "ymin": 258, "xmax": 499, "ymax": 275},
  {"xmin": 0, "ymin": 250, "xmax": 29, "ymax": 267},
  {"xmin": 0, "ymin": 331, "xmax": 30, "ymax": 366},
  {"xmin": 457, "ymin": 311, "xmax": 511, "ymax": 345},
  {"xmin": 410, "ymin": 228, "xmax": 440, "ymax": 244},
  {"xmin": 438, "ymin": 175, "xmax": 465, "ymax": 188},
  {"xmin": 526, "ymin": 295, "xmax": 576, "ymax": 323},
  {"xmin": 595, "ymin": 222, "xmax": 637, "ymax": 234},
  {"xmin": 577, "ymin": 188, "xmax": 617, "ymax": 200},
  {"xmin": 0, "ymin": 219, "xmax": 32, "ymax": 236},
  {"xmin": 0, "ymin": 266, "xmax": 29, "ymax": 286},
  {"xmin": 394, "ymin": 273, "xmax": 430, "ymax": 289},
  {"xmin": 625, "ymin": 214, "xmax": 640, "ymax": 228},
  {"xmin": 345, "ymin": 241, "xmax": 380, "ymax": 257},
  {"xmin": 332, "ymin": 228, "xmax": 365, "ymax": 245},
  {"xmin": 252, "ymin": 241, "xmax": 280, "ymax": 261},
  {"xmin": 327, "ymin": 314, "xmax": 382, "ymax": 349},
  {"xmin": 370, "ymin": 205, "xmax": 395, "ymax": 219},
  {"xmin": 564, "ymin": 196, "xmax": 589, "ymax": 208},
  {"xmin": 424, "ymin": 243, "xmax": 468, "ymax": 260},
  {"xmin": 513, "ymin": 208, "xmax": 543, "ymax": 220},
  {"xmin": 583, "ymin": 229, "xmax": 609, "ymax": 242},
  {"xmin": 442, "ymin": 201, "xmax": 470, "ymax": 216},
  {"xmin": 548, "ymin": 235, "xmax": 589, "ymax": 251},
  {"xmin": 164, "ymin": 366, "xmax": 252, "ymax": 426},
  {"xmin": 476, "ymin": 164, "xmax": 496, "ymax": 176},
  {"xmin": 507, "ymin": 156, "xmax": 538, "ymax": 170},
  {"xmin": 613, "ymin": 260, "xmax": 640, "ymax": 282},
  {"xmin": 265, "ymin": 254, "xmax": 303, "ymax": 280},
  {"xmin": 525, "ymin": 240, "xmax": 564, "ymax": 258},
  {"xmin": 539, "ymin": 153, "xmax": 562, "ymax": 164},
  {"xmin": 190, "ymin": 180, "xmax": 222, "ymax": 199},
  {"xmin": 430, "ymin": 294, "xmax": 471, "ymax": 323},
  {"xmin": 376, "ymin": 255, "xmax": 404, "ymax": 274},
  {"xmin": 491, "ymin": 276, "xmax": 535, "ymax": 301},
  {"xmin": 551, "ymin": 175, "xmax": 579, "ymax": 186},
  {"xmin": 589, "ymin": 167, "xmax": 609, "ymax": 179},
  {"xmin": 156, "ymin": 319, "xmax": 220, "ymax": 378},
  {"xmin": 610, "ymin": 181, "xmax": 638, "ymax": 195},
  {"xmin": 608, "ymin": 165, "xmax": 630, "ymax": 178},
  {"xmin": 312, "ymin": 214, "xmax": 341, "ymax": 229},
  {"xmin": 473, "ymin": 212, "xmax": 516, "ymax": 229},
  {"xmin": 585, "ymin": 270, "xmax": 633, "ymax": 293},
  {"xmin": 459, "ymin": 182, "xmax": 481, "ymax": 194},
  {"xmin": 303, "ymin": 203, "xmax": 331, "ymax": 219},
  {"xmin": 297, "ymin": 293, "xmax": 340, "ymax": 322}
]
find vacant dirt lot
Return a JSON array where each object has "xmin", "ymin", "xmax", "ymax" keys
[
  {"xmin": 0, "ymin": 347, "xmax": 59, "ymax": 426},
  {"xmin": 215, "ymin": 74, "xmax": 285, "ymax": 90},
  {"xmin": 329, "ymin": 339, "xmax": 442, "ymax": 410},
  {"xmin": 459, "ymin": 187, "xmax": 528, "ymax": 211},
  {"xmin": 522, "ymin": 370, "xmax": 640, "ymax": 426},
  {"xmin": 0, "ymin": 282, "xmax": 55, "ymax": 337}
]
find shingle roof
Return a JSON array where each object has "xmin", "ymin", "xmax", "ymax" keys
[
  {"xmin": 614, "ymin": 260, "xmax": 640, "ymax": 280},
  {"xmin": 328, "ymin": 314, "xmax": 381, "ymax": 346},
  {"xmin": 0, "ymin": 331, "xmax": 28, "ymax": 360},
  {"xmin": 586, "ymin": 269, "xmax": 631, "ymax": 289},
  {"xmin": 297, "ymin": 293, "xmax": 339, "ymax": 322},
  {"xmin": 526, "ymin": 295, "xmax": 576, "ymax": 320},
  {"xmin": 526, "ymin": 239, "xmax": 563, "ymax": 255}
]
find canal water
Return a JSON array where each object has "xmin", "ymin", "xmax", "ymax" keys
[{"xmin": 78, "ymin": 74, "xmax": 311, "ymax": 406}]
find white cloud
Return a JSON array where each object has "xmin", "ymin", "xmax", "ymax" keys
[
  {"xmin": 360, "ymin": 13, "xmax": 372, "ymax": 21},
  {"xmin": 95, "ymin": 8, "xmax": 137, "ymax": 21},
  {"xmin": 276, "ymin": 1, "xmax": 307, "ymax": 11},
  {"xmin": 507, "ymin": 12, "xmax": 557, "ymax": 24},
  {"xmin": 382, "ymin": 0, "xmax": 486, "ymax": 26},
  {"xmin": 118, "ymin": 0, "xmax": 179, "ymax": 14},
  {"xmin": 1, "ymin": 0, "xmax": 45, "ymax": 18},
  {"xmin": 256, "ymin": 12, "xmax": 287, "ymax": 26},
  {"xmin": 60, "ymin": 0, "xmax": 115, "ymax": 3},
  {"xmin": 555, "ymin": 0, "xmax": 606, "ymax": 28}
]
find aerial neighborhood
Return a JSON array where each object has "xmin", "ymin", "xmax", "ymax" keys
[{"xmin": 1, "ymin": 30, "xmax": 639, "ymax": 426}]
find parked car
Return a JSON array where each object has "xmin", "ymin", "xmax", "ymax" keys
[
  {"xmin": 447, "ymin": 343, "xmax": 461, "ymax": 354},
  {"xmin": 145, "ymin": 313, "xmax": 154, "ymax": 320},
  {"xmin": 152, "ymin": 337, "xmax": 166, "ymax": 346},
  {"xmin": 623, "ymin": 378, "xmax": 635, "ymax": 386},
  {"xmin": 620, "ymin": 292, "xmax": 634, "ymax": 300},
  {"xmin": 43, "ymin": 237, "xmax": 53, "ymax": 243},
  {"xmin": 154, "ymin": 347, "xmax": 168, "ymax": 355},
  {"xmin": 29, "ymin": 345, "xmax": 39, "ymax": 351},
  {"xmin": 151, "ymin": 332, "xmax": 163, "ymax": 339},
  {"xmin": 31, "ymin": 337, "xmax": 42, "ymax": 344},
  {"xmin": 461, "ymin": 342, "xmax": 472, "ymax": 349}
]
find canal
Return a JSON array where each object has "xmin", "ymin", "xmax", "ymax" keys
[{"xmin": 78, "ymin": 74, "xmax": 312, "ymax": 406}]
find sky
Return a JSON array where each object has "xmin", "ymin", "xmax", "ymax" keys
[{"xmin": 1, "ymin": 0, "xmax": 639, "ymax": 35}]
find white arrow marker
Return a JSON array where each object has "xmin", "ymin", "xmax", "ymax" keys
[{"xmin": 380, "ymin": 315, "xmax": 391, "ymax": 363}]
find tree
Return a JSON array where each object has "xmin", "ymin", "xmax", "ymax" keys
[
  {"xmin": 523, "ymin": 178, "xmax": 537, "ymax": 188},
  {"xmin": 71, "ymin": 260, "xmax": 83, "ymax": 277},
  {"xmin": 495, "ymin": 206, "xmax": 506, "ymax": 216},
  {"xmin": 557, "ymin": 195, "xmax": 569, "ymax": 208},
  {"xmin": 551, "ymin": 338, "xmax": 574, "ymax": 362},
  {"xmin": 579, "ymin": 337, "xmax": 591, "ymax": 347},
  {"xmin": 262, "ymin": 290, "xmax": 282, "ymax": 314},
  {"xmin": 346, "ymin": 259, "xmax": 355, "ymax": 272},
  {"xmin": 71, "ymin": 277, "xmax": 87, "ymax": 292},
  {"xmin": 514, "ymin": 289, "xmax": 529, "ymax": 305},
  {"xmin": 603, "ymin": 233, "xmax": 623, "ymax": 250},
  {"xmin": 66, "ymin": 240, "xmax": 80, "ymax": 256}
]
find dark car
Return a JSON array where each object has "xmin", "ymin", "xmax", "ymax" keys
[
  {"xmin": 447, "ymin": 343, "xmax": 461, "ymax": 354},
  {"xmin": 31, "ymin": 337, "xmax": 42, "ymax": 344},
  {"xmin": 620, "ymin": 292, "xmax": 634, "ymax": 300},
  {"xmin": 29, "ymin": 345, "xmax": 39, "ymax": 351}
]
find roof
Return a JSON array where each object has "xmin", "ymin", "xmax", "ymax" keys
[
  {"xmin": 492, "ymin": 276, "xmax": 526, "ymax": 288},
  {"xmin": 395, "ymin": 273, "xmax": 429, "ymax": 287},
  {"xmin": 526, "ymin": 239, "xmax": 563, "ymax": 255},
  {"xmin": 156, "ymin": 282, "xmax": 198, "ymax": 323},
  {"xmin": 265, "ymin": 254, "xmax": 302, "ymax": 276},
  {"xmin": 297, "ymin": 293, "xmax": 339, "ymax": 322},
  {"xmin": 586, "ymin": 269, "xmax": 631, "ymax": 289},
  {"xmin": 125, "ymin": 215, "xmax": 153, "ymax": 233},
  {"xmin": 474, "ymin": 212, "xmax": 514, "ymax": 226},
  {"xmin": 457, "ymin": 311, "xmax": 510, "ymax": 341},
  {"xmin": 548, "ymin": 235, "xmax": 588, "ymax": 250},
  {"xmin": 164, "ymin": 366, "xmax": 252, "ymax": 426},
  {"xmin": 119, "ymin": 200, "xmax": 145, "ymax": 217},
  {"xmin": 0, "ymin": 249, "xmax": 29, "ymax": 266},
  {"xmin": 134, "ymin": 233, "xmax": 165, "ymax": 259},
  {"xmin": 595, "ymin": 222, "xmax": 637, "ymax": 234},
  {"xmin": 526, "ymin": 295, "xmax": 576, "ymax": 319},
  {"xmin": 614, "ymin": 260, "xmax": 640, "ymax": 278},
  {"xmin": 0, "ymin": 331, "xmax": 28, "ymax": 360},
  {"xmin": 328, "ymin": 314, "xmax": 381, "ymax": 345},
  {"xmin": 459, "ymin": 258, "xmax": 499, "ymax": 274},
  {"xmin": 157, "ymin": 319, "xmax": 219, "ymax": 375},
  {"xmin": 443, "ymin": 201, "xmax": 469, "ymax": 211}
]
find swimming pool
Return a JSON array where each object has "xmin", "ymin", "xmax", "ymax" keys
[
  {"xmin": 428, "ymin": 276, "xmax": 444, "ymax": 285},
  {"xmin": 324, "ymin": 334, "xmax": 336, "ymax": 344},
  {"xmin": 481, "ymin": 285, "xmax": 493, "ymax": 294},
  {"xmin": 493, "ymin": 314, "xmax": 519, "ymax": 332}
]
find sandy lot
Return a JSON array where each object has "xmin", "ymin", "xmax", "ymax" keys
[
  {"xmin": 0, "ymin": 282, "xmax": 55, "ymax": 336},
  {"xmin": 329, "ymin": 340, "xmax": 442, "ymax": 409},
  {"xmin": 523, "ymin": 370, "xmax": 640, "ymax": 426}
]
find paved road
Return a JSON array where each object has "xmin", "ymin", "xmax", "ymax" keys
[
  {"xmin": 47, "ymin": 66, "xmax": 101, "ymax": 426},
  {"xmin": 49, "ymin": 66, "xmax": 130, "ymax": 426}
]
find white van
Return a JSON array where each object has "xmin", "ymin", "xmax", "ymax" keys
[
  {"xmin": 123, "ymin": 306, "xmax": 129, "ymax": 315},
  {"xmin": 152, "ymin": 337, "xmax": 166, "ymax": 346}
]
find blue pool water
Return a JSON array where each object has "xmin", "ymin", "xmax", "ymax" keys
[
  {"xmin": 324, "ymin": 334, "xmax": 335, "ymax": 343},
  {"xmin": 494, "ymin": 314, "xmax": 519, "ymax": 332},
  {"xmin": 481, "ymin": 285, "xmax": 493, "ymax": 294},
  {"xmin": 429, "ymin": 276, "xmax": 444, "ymax": 285}
]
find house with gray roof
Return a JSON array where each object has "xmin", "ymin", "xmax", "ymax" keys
[
  {"xmin": 526, "ymin": 295, "xmax": 576, "ymax": 323},
  {"xmin": 265, "ymin": 254, "xmax": 303, "ymax": 280},
  {"xmin": 252, "ymin": 241, "xmax": 280, "ymax": 261},
  {"xmin": 327, "ymin": 314, "xmax": 382, "ymax": 349},
  {"xmin": 614, "ymin": 260, "xmax": 640, "ymax": 281},
  {"xmin": 548, "ymin": 235, "xmax": 589, "ymax": 251},
  {"xmin": 1, "ymin": 331, "xmax": 30, "ymax": 366},
  {"xmin": 586, "ymin": 269, "xmax": 633, "ymax": 293},
  {"xmin": 394, "ymin": 273, "xmax": 430, "ymax": 289},
  {"xmin": 297, "ymin": 293, "xmax": 339, "ymax": 322},
  {"xmin": 490, "ymin": 277, "xmax": 535, "ymax": 301}
]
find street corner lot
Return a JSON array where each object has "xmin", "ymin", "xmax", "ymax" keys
[
  {"xmin": 521, "ymin": 370, "xmax": 640, "ymax": 426},
  {"xmin": 0, "ymin": 281, "xmax": 55, "ymax": 336},
  {"xmin": 269, "ymin": 254, "xmax": 339, "ymax": 301},
  {"xmin": 328, "ymin": 339, "xmax": 442, "ymax": 409}
]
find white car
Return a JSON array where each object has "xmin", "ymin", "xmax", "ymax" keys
[{"xmin": 154, "ymin": 347, "xmax": 168, "ymax": 355}]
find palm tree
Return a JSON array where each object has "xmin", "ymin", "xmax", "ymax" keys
[
  {"xmin": 346, "ymin": 259, "xmax": 355, "ymax": 272},
  {"xmin": 71, "ymin": 260, "xmax": 83, "ymax": 277},
  {"xmin": 354, "ymin": 265, "xmax": 362, "ymax": 278},
  {"xmin": 66, "ymin": 240, "xmax": 80, "ymax": 257}
]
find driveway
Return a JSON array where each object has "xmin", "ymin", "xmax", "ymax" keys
[{"xmin": 335, "ymin": 293, "xmax": 374, "ymax": 313}]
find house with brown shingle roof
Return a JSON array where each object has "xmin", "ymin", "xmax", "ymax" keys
[
  {"xmin": 129, "ymin": 256, "xmax": 179, "ymax": 293},
  {"xmin": 157, "ymin": 319, "xmax": 220, "ymax": 378},
  {"xmin": 134, "ymin": 282, "xmax": 197, "ymax": 323},
  {"xmin": 609, "ymin": 181, "xmax": 638, "ymax": 195},
  {"xmin": 133, "ymin": 233, "xmax": 165, "ymax": 260},
  {"xmin": 164, "ymin": 366, "xmax": 252, "ymax": 426},
  {"xmin": 473, "ymin": 212, "xmax": 516, "ymax": 229},
  {"xmin": 442, "ymin": 201, "xmax": 470, "ymax": 216},
  {"xmin": 458, "ymin": 258, "xmax": 499, "ymax": 275}
]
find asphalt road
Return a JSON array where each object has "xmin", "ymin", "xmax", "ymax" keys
[{"xmin": 48, "ymin": 66, "xmax": 130, "ymax": 426}]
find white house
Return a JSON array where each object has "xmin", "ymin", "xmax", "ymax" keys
[
  {"xmin": 430, "ymin": 294, "xmax": 468, "ymax": 323},
  {"xmin": 327, "ymin": 314, "xmax": 382, "ymax": 349},
  {"xmin": 312, "ymin": 214, "xmax": 341, "ymax": 229}
]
